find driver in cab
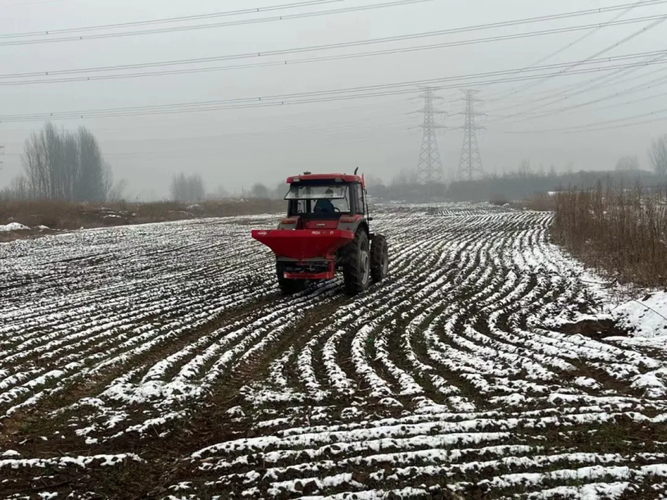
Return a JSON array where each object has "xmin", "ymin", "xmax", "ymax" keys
[{"xmin": 314, "ymin": 188, "xmax": 336, "ymax": 214}]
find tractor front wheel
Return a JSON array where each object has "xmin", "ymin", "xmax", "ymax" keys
[
  {"xmin": 276, "ymin": 261, "xmax": 306, "ymax": 295},
  {"xmin": 342, "ymin": 229, "xmax": 370, "ymax": 295},
  {"xmin": 371, "ymin": 234, "xmax": 389, "ymax": 283}
]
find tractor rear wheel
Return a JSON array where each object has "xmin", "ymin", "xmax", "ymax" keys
[
  {"xmin": 342, "ymin": 229, "xmax": 370, "ymax": 295},
  {"xmin": 371, "ymin": 234, "xmax": 389, "ymax": 283},
  {"xmin": 276, "ymin": 261, "xmax": 306, "ymax": 295}
]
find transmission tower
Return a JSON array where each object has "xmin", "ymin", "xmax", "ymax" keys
[
  {"xmin": 414, "ymin": 88, "xmax": 445, "ymax": 192},
  {"xmin": 456, "ymin": 89, "xmax": 485, "ymax": 181}
]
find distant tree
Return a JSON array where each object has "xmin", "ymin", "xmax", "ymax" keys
[
  {"xmin": 615, "ymin": 155, "xmax": 640, "ymax": 171},
  {"xmin": 272, "ymin": 182, "xmax": 287, "ymax": 200},
  {"xmin": 250, "ymin": 183, "xmax": 270, "ymax": 199},
  {"xmin": 75, "ymin": 128, "xmax": 112, "ymax": 202},
  {"xmin": 549, "ymin": 164, "xmax": 558, "ymax": 177},
  {"xmin": 107, "ymin": 179, "xmax": 128, "ymax": 202},
  {"xmin": 648, "ymin": 135, "xmax": 667, "ymax": 177},
  {"xmin": 365, "ymin": 175, "xmax": 385, "ymax": 188},
  {"xmin": 0, "ymin": 176, "xmax": 31, "ymax": 200},
  {"xmin": 518, "ymin": 159, "xmax": 532, "ymax": 177},
  {"xmin": 20, "ymin": 122, "xmax": 113, "ymax": 201},
  {"xmin": 391, "ymin": 168, "xmax": 414, "ymax": 186},
  {"xmin": 210, "ymin": 185, "xmax": 229, "ymax": 200},
  {"xmin": 170, "ymin": 173, "xmax": 205, "ymax": 202}
]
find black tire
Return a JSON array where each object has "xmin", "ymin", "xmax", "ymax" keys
[
  {"xmin": 342, "ymin": 229, "xmax": 370, "ymax": 295},
  {"xmin": 370, "ymin": 234, "xmax": 389, "ymax": 283},
  {"xmin": 276, "ymin": 261, "xmax": 306, "ymax": 295}
]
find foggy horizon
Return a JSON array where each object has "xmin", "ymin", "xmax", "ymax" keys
[{"xmin": 1, "ymin": 0, "xmax": 666, "ymax": 200}]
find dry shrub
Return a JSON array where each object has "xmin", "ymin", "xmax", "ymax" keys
[
  {"xmin": 523, "ymin": 193, "xmax": 555, "ymax": 211},
  {"xmin": 553, "ymin": 182, "xmax": 667, "ymax": 287}
]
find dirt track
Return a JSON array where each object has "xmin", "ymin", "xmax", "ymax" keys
[{"xmin": 1, "ymin": 206, "xmax": 666, "ymax": 499}]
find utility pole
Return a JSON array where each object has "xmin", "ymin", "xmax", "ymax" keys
[
  {"xmin": 455, "ymin": 89, "xmax": 485, "ymax": 181},
  {"xmin": 414, "ymin": 87, "xmax": 445, "ymax": 199}
]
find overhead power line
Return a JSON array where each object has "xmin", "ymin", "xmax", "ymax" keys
[
  {"xmin": 0, "ymin": 1, "xmax": 664, "ymax": 59},
  {"xmin": 3, "ymin": 54, "xmax": 667, "ymax": 123},
  {"xmin": 486, "ymin": 0, "xmax": 655, "ymax": 101},
  {"xmin": 486, "ymin": 16, "xmax": 667, "ymax": 121},
  {"xmin": 501, "ymin": 106, "xmax": 667, "ymax": 134},
  {"xmin": 2, "ymin": 13, "xmax": 667, "ymax": 86},
  {"xmin": 0, "ymin": 0, "xmax": 431, "ymax": 46},
  {"xmin": 0, "ymin": 0, "xmax": 344, "ymax": 38},
  {"xmin": 485, "ymin": 53, "xmax": 667, "ymax": 118},
  {"xmin": 558, "ymin": 114, "xmax": 667, "ymax": 133},
  {"xmin": 2, "ymin": 0, "xmax": 664, "ymax": 44},
  {"xmin": 498, "ymin": 68, "xmax": 667, "ymax": 124}
]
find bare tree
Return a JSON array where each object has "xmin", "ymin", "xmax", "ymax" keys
[
  {"xmin": 549, "ymin": 164, "xmax": 558, "ymax": 177},
  {"xmin": 22, "ymin": 127, "xmax": 49, "ymax": 199},
  {"xmin": 76, "ymin": 127, "xmax": 111, "ymax": 202},
  {"xmin": 518, "ymin": 159, "xmax": 532, "ymax": 177},
  {"xmin": 209, "ymin": 184, "xmax": 229, "ymax": 200},
  {"xmin": 170, "ymin": 173, "xmax": 205, "ymax": 202},
  {"xmin": 272, "ymin": 182, "xmax": 286, "ymax": 199},
  {"xmin": 391, "ymin": 168, "xmax": 412, "ymax": 186},
  {"xmin": 0, "ymin": 176, "xmax": 31, "ymax": 200},
  {"xmin": 250, "ymin": 183, "xmax": 269, "ymax": 199},
  {"xmin": 21, "ymin": 122, "xmax": 113, "ymax": 201},
  {"xmin": 107, "ymin": 179, "xmax": 128, "ymax": 202},
  {"xmin": 615, "ymin": 155, "xmax": 640, "ymax": 171},
  {"xmin": 649, "ymin": 135, "xmax": 667, "ymax": 177},
  {"xmin": 365, "ymin": 175, "xmax": 385, "ymax": 188}
]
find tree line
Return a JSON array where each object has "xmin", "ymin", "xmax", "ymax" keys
[
  {"xmin": 168, "ymin": 174, "xmax": 288, "ymax": 202},
  {"xmin": 4, "ymin": 125, "xmax": 664, "ymax": 204},
  {"xmin": 366, "ymin": 133, "xmax": 667, "ymax": 203}
]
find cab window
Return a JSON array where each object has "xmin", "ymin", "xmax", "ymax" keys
[{"xmin": 355, "ymin": 184, "xmax": 365, "ymax": 215}]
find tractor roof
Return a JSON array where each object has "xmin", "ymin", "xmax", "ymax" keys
[{"xmin": 287, "ymin": 173, "xmax": 364, "ymax": 186}]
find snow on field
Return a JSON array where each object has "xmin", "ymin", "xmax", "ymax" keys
[
  {"xmin": 615, "ymin": 292, "xmax": 667, "ymax": 338},
  {"xmin": 0, "ymin": 222, "xmax": 29, "ymax": 232},
  {"xmin": 1, "ymin": 204, "xmax": 666, "ymax": 498}
]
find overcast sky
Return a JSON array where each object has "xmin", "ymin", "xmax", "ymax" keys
[{"xmin": 1, "ymin": 0, "xmax": 666, "ymax": 199}]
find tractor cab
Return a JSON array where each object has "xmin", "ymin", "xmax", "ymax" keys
[
  {"xmin": 252, "ymin": 171, "xmax": 388, "ymax": 296},
  {"xmin": 280, "ymin": 172, "xmax": 368, "ymax": 231}
]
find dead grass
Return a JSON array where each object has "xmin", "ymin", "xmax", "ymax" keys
[
  {"xmin": 504, "ymin": 193, "xmax": 556, "ymax": 211},
  {"xmin": 0, "ymin": 199, "xmax": 285, "ymax": 234},
  {"xmin": 553, "ymin": 183, "xmax": 667, "ymax": 287},
  {"xmin": 523, "ymin": 192, "xmax": 556, "ymax": 211}
]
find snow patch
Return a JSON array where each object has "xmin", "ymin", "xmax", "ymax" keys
[
  {"xmin": 0, "ymin": 222, "xmax": 29, "ymax": 232},
  {"xmin": 615, "ymin": 292, "xmax": 667, "ymax": 338}
]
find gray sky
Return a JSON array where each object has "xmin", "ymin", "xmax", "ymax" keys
[{"xmin": 1, "ymin": 0, "xmax": 666, "ymax": 199}]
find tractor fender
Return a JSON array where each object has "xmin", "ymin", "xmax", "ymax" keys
[
  {"xmin": 277, "ymin": 216, "xmax": 300, "ymax": 230},
  {"xmin": 337, "ymin": 215, "xmax": 368, "ymax": 236}
]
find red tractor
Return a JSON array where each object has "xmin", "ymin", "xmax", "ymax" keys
[{"xmin": 252, "ymin": 171, "xmax": 388, "ymax": 295}]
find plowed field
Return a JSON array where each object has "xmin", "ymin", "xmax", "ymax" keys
[{"xmin": 1, "ymin": 205, "xmax": 666, "ymax": 499}]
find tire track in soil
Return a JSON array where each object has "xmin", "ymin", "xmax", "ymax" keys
[
  {"xmin": 3, "ymin": 208, "xmax": 667, "ymax": 499},
  {"xmin": 171, "ymin": 209, "xmax": 667, "ymax": 499},
  {"xmin": 0, "ymin": 296, "xmax": 348, "ymax": 498},
  {"xmin": 0, "ymin": 292, "xmax": 279, "ymax": 446}
]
